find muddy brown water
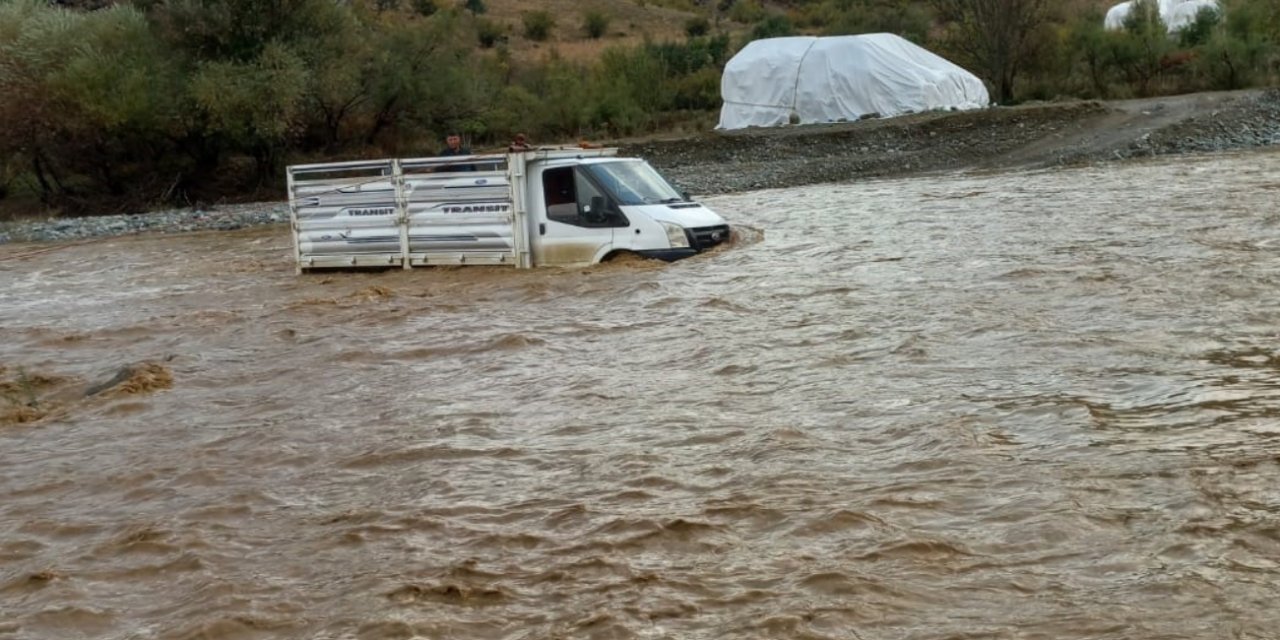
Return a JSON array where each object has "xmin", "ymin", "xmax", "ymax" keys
[{"xmin": 3, "ymin": 149, "xmax": 1280, "ymax": 640}]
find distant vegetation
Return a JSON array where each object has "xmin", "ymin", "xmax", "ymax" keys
[{"xmin": 0, "ymin": 0, "xmax": 1277, "ymax": 214}]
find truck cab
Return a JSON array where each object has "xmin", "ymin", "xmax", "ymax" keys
[{"xmin": 286, "ymin": 148, "xmax": 730, "ymax": 272}]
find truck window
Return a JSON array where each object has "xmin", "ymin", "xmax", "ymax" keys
[{"xmin": 541, "ymin": 166, "xmax": 628, "ymax": 228}]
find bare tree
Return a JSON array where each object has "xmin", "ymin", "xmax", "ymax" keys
[{"xmin": 930, "ymin": 0, "xmax": 1051, "ymax": 104}]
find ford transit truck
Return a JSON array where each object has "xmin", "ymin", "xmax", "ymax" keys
[{"xmin": 285, "ymin": 147, "xmax": 730, "ymax": 273}]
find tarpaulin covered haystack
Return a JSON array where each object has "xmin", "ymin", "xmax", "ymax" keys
[
  {"xmin": 1104, "ymin": 0, "xmax": 1222, "ymax": 32},
  {"xmin": 717, "ymin": 34, "xmax": 990, "ymax": 130}
]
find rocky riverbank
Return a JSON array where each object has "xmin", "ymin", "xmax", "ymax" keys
[
  {"xmin": 627, "ymin": 88, "xmax": 1280, "ymax": 195},
  {"xmin": 0, "ymin": 204, "xmax": 291, "ymax": 246},
  {"xmin": 3, "ymin": 88, "xmax": 1277, "ymax": 245}
]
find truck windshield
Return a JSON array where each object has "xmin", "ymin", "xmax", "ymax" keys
[{"xmin": 583, "ymin": 161, "xmax": 684, "ymax": 206}]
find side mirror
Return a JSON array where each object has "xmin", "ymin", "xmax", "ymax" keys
[
  {"xmin": 680, "ymin": 190, "xmax": 691, "ymax": 202},
  {"xmin": 586, "ymin": 195, "xmax": 607, "ymax": 222}
]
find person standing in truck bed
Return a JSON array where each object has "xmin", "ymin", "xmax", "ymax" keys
[
  {"xmin": 440, "ymin": 133, "xmax": 470, "ymax": 156},
  {"xmin": 438, "ymin": 133, "xmax": 475, "ymax": 171},
  {"xmin": 508, "ymin": 133, "xmax": 532, "ymax": 152}
]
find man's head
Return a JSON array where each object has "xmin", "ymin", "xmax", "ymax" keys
[
  {"xmin": 446, "ymin": 134, "xmax": 462, "ymax": 151},
  {"xmin": 514, "ymin": 133, "xmax": 527, "ymax": 145}
]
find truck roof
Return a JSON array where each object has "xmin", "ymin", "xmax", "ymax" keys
[{"xmin": 287, "ymin": 147, "xmax": 623, "ymax": 174}]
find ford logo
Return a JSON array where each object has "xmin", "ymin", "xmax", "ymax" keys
[{"xmin": 475, "ymin": 178, "xmax": 488, "ymax": 185}]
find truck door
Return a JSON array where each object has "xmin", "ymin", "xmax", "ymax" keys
[{"xmin": 530, "ymin": 165, "xmax": 629, "ymax": 266}]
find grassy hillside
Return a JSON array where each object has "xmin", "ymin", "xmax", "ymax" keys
[{"xmin": 3, "ymin": 0, "xmax": 1277, "ymax": 217}]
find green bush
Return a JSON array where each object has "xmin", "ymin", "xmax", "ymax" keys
[
  {"xmin": 684, "ymin": 16, "xmax": 710, "ymax": 37},
  {"xmin": 750, "ymin": 14, "xmax": 793, "ymax": 41},
  {"xmin": 1113, "ymin": 0, "xmax": 1176, "ymax": 96},
  {"xmin": 1178, "ymin": 5, "xmax": 1223, "ymax": 48},
  {"xmin": 823, "ymin": 1, "xmax": 932, "ymax": 43},
  {"xmin": 523, "ymin": 10, "xmax": 555, "ymax": 41},
  {"xmin": 411, "ymin": 0, "xmax": 438, "ymax": 16},
  {"xmin": 0, "ymin": 2, "xmax": 188, "ymax": 204},
  {"xmin": 476, "ymin": 17, "xmax": 505, "ymax": 48},
  {"xmin": 582, "ymin": 10, "xmax": 609, "ymax": 39},
  {"xmin": 646, "ymin": 34, "xmax": 731, "ymax": 74},
  {"xmin": 727, "ymin": 0, "xmax": 766, "ymax": 24},
  {"xmin": 670, "ymin": 67, "xmax": 721, "ymax": 110}
]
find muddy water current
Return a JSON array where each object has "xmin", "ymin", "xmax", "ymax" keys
[{"xmin": 3, "ymin": 150, "xmax": 1280, "ymax": 640}]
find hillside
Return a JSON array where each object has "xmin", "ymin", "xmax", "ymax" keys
[
  {"xmin": 9, "ymin": 0, "xmax": 1275, "ymax": 219},
  {"xmin": 477, "ymin": 0, "xmax": 700, "ymax": 61}
]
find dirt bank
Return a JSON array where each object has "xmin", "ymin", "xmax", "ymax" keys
[{"xmin": 626, "ymin": 88, "xmax": 1280, "ymax": 196}]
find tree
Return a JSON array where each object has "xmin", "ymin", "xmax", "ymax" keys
[
  {"xmin": 1112, "ymin": 0, "xmax": 1173, "ymax": 96},
  {"xmin": 929, "ymin": 0, "xmax": 1050, "ymax": 103},
  {"xmin": 1066, "ymin": 12, "xmax": 1112, "ymax": 97},
  {"xmin": 1178, "ymin": 4, "xmax": 1222, "ymax": 48}
]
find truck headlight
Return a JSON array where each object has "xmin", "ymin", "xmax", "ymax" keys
[{"xmin": 661, "ymin": 222, "xmax": 690, "ymax": 249}]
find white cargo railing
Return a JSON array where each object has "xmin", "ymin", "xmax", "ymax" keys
[
  {"xmin": 287, "ymin": 154, "xmax": 513, "ymax": 272},
  {"xmin": 286, "ymin": 148, "xmax": 619, "ymax": 273}
]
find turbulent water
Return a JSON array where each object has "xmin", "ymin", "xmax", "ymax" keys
[{"xmin": 3, "ymin": 149, "xmax": 1280, "ymax": 640}]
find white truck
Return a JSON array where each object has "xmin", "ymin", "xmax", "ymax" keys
[{"xmin": 285, "ymin": 147, "xmax": 730, "ymax": 273}]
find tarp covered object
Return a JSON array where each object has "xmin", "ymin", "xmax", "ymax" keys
[
  {"xmin": 717, "ymin": 34, "xmax": 990, "ymax": 130},
  {"xmin": 1104, "ymin": 0, "xmax": 1221, "ymax": 32},
  {"xmin": 1104, "ymin": 1, "xmax": 1133, "ymax": 30}
]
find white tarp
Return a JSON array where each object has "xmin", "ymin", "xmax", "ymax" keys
[
  {"xmin": 717, "ymin": 34, "xmax": 990, "ymax": 130},
  {"xmin": 1104, "ymin": 0, "xmax": 1221, "ymax": 32},
  {"xmin": 1104, "ymin": 1, "xmax": 1133, "ymax": 30}
]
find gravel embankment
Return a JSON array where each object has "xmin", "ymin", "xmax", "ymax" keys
[
  {"xmin": 2, "ymin": 89, "xmax": 1277, "ymax": 246},
  {"xmin": 625, "ymin": 101, "xmax": 1112, "ymax": 195},
  {"xmin": 0, "ymin": 203, "xmax": 290, "ymax": 245},
  {"xmin": 630, "ymin": 89, "xmax": 1280, "ymax": 195},
  {"xmin": 1104, "ymin": 89, "xmax": 1280, "ymax": 158}
]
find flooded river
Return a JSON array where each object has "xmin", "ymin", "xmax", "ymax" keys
[{"xmin": 3, "ymin": 149, "xmax": 1280, "ymax": 639}]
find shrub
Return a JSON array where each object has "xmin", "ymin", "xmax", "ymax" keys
[
  {"xmin": 1194, "ymin": 26, "xmax": 1269, "ymax": 90},
  {"xmin": 646, "ymin": 34, "xmax": 730, "ymax": 74},
  {"xmin": 0, "ymin": 2, "xmax": 191, "ymax": 205},
  {"xmin": 670, "ymin": 67, "xmax": 721, "ymax": 110},
  {"xmin": 684, "ymin": 16, "xmax": 710, "ymax": 37},
  {"xmin": 1178, "ymin": 5, "xmax": 1222, "ymax": 48},
  {"xmin": 750, "ymin": 14, "xmax": 793, "ymax": 40},
  {"xmin": 461, "ymin": 0, "xmax": 485, "ymax": 16},
  {"xmin": 523, "ymin": 10, "xmax": 555, "ymax": 41},
  {"xmin": 727, "ymin": 0, "xmax": 766, "ymax": 24},
  {"xmin": 411, "ymin": 0, "xmax": 438, "ymax": 16},
  {"xmin": 476, "ymin": 17, "xmax": 505, "ymax": 48},
  {"xmin": 582, "ymin": 10, "xmax": 609, "ymax": 39},
  {"xmin": 824, "ymin": 1, "xmax": 931, "ymax": 43}
]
